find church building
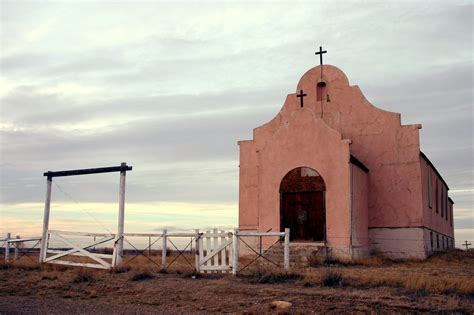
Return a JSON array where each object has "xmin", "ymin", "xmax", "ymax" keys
[{"xmin": 238, "ymin": 55, "xmax": 455, "ymax": 260}]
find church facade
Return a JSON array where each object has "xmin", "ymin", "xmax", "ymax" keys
[{"xmin": 238, "ymin": 64, "xmax": 454, "ymax": 259}]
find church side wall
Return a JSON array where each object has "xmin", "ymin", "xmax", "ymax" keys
[
  {"xmin": 420, "ymin": 156, "xmax": 455, "ymax": 252},
  {"xmin": 350, "ymin": 164, "xmax": 369, "ymax": 258}
]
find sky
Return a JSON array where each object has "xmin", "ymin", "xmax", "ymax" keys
[{"xmin": 0, "ymin": 1, "xmax": 473, "ymax": 248}]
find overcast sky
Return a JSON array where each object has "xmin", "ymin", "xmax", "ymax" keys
[{"xmin": 1, "ymin": 1, "xmax": 472, "ymax": 246}]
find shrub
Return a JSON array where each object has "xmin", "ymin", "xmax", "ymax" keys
[
  {"xmin": 308, "ymin": 253, "xmax": 323, "ymax": 267},
  {"xmin": 112, "ymin": 265, "xmax": 131, "ymax": 274},
  {"xmin": 322, "ymin": 270, "xmax": 343, "ymax": 287},
  {"xmin": 72, "ymin": 269, "xmax": 94, "ymax": 283},
  {"xmin": 130, "ymin": 270, "xmax": 154, "ymax": 281}
]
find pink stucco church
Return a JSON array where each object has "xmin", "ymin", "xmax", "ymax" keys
[{"xmin": 238, "ymin": 61, "xmax": 454, "ymax": 260}]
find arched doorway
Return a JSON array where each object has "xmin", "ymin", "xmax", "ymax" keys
[{"xmin": 280, "ymin": 167, "xmax": 326, "ymax": 242}]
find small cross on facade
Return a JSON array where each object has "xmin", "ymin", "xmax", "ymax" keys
[
  {"xmin": 296, "ymin": 90, "xmax": 307, "ymax": 107},
  {"xmin": 315, "ymin": 46, "xmax": 327, "ymax": 65},
  {"xmin": 463, "ymin": 240, "xmax": 471, "ymax": 250}
]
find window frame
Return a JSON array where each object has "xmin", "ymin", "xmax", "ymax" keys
[{"xmin": 428, "ymin": 170, "xmax": 433, "ymax": 209}]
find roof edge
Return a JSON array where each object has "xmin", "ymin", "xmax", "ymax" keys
[
  {"xmin": 350, "ymin": 155, "xmax": 369, "ymax": 173},
  {"xmin": 420, "ymin": 151, "xmax": 449, "ymax": 190}
]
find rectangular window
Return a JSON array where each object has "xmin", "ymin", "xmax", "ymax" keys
[
  {"xmin": 445, "ymin": 191, "xmax": 449, "ymax": 221},
  {"xmin": 428, "ymin": 171, "xmax": 432, "ymax": 208},
  {"xmin": 441, "ymin": 186, "xmax": 444, "ymax": 217},
  {"xmin": 435, "ymin": 181, "xmax": 439, "ymax": 213},
  {"xmin": 450, "ymin": 204, "xmax": 453, "ymax": 227},
  {"xmin": 436, "ymin": 234, "xmax": 439, "ymax": 249},
  {"xmin": 430, "ymin": 231, "xmax": 433, "ymax": 250}
]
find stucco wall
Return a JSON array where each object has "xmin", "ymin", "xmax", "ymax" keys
[
  {"xmin": 295, "ymin": 65, "xmax": 424, "ymax": 229},
  {"xmin": 256, "ymin": 109, "xmax": 352, "ymax": 248},
  {"xmin": 238, "ymin": 140, "xmax": 258, "ymax": 230},
  {"xmin": 351, "ymin": 164, "xmax": 369, "ymax": 254}
]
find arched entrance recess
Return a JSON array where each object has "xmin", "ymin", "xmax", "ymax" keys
[{"xmin": 280, "ymin": 167, "xmax": 326, "ymax": 242}]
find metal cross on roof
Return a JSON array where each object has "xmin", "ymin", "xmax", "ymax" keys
[
  {"xmin": 296, "ymin": 90, "xmax": 307, "ymax": 108},
  {"xmin": 315, "ymin": 46, "xmax": 327, "ymax": 65}
]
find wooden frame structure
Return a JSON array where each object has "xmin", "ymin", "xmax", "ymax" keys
[{"xmin": 39, "ymin": 163, "xmax": 132, "ymax": 268}]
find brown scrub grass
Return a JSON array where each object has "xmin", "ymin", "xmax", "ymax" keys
[
  {"xmin": 1, "ymin": 249, "xmax": 473, "ymax": 295},
  {"xmin": 301, "ymin": 249, "xmax": 474, "ymax": 295}
]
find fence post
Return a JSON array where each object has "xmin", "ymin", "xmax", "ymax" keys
[
  {"xmin": 284, "ymin": 228, "xmax": 290, "ymax": 270},
  {"xmin": 161, "ymin": 229, "xmax": 167, "ymax": 270},
  {"xmin": 232, "ymin": 229, "xmax": 239, "ymax": 276},
  {"xmin": 194, "ymin": 229, "xmax": 200, "ymax": 273},
  {"xmin": 5, "ymin": 233, "xmax": 11, "ymax": 263},
  {"xmin": 14, "ymin": 235, "xmax": 20, "ymax": 261},
  {"xmin": 39, "ymin": 176, "xmax": 52, "ymax": 263},
  {"xmin": 148, "ymin": 236, "xmax": 151, "ymax": 256},
  {"xmin": 115, "ymin": 162, "xmax": 127, "ymax": 266}
]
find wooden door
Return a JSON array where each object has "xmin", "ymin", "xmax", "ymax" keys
[{"xmin": 281, "ymin": 191, "xmax": 325, "ymax": 241}]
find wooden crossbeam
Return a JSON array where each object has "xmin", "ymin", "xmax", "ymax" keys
[
  {"xmin": 47, "ymin": 250, "xmax": 112, "ymax": 259},
  {"xmin": 43, "ymin": 164, "xmax": 132, "ymax": 178},
  {"xmin": 47, "ymin": 260, "xmax": 110, "ymax": 270}
]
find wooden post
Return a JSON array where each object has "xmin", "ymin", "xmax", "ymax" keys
[
  {"xmin": 14, "ymin": 235, "xmax": 20, "ymax": 261},
  {"xmin": 39, "ymin": 177, "xmax": 52, "ymax": 263},
  {"xmin": 161, "ymin": 229, "xmax": 167, "ymax": 270},
  {"xmin": 212, "ymin": 228, "xmax": 218, "ymax": 273},
  {"xmin": 284, "ymin": 228, "xmax": 290, "ymax": 270},
  {"xmin": 232, "ymin": 229, "xmax": 239, "ymax": 276},
  {"xmin": 5, "ymin": 233, "xmax": 11, "ymax": 263},
  {"xmin": 115, "ymin": 162, "xmax": 127, "ymax": 266},
  {"xmin": 148, "ymin": 236, "xmax": 151, "ymax": 256},
  {"xmin": 194, "ymin": 229, "xmax": 200, "ymax": 273}
]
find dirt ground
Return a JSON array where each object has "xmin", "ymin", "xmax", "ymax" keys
[{"xmin": 0, "ymin": 251, "xmax": 473, "ymax": 314}]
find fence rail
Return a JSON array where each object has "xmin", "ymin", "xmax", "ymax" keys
[{"xmin": 2, "ymin": 233, "xmax": 42, "ymax": 263}]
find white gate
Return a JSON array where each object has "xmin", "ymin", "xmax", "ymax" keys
[
  {"xmin": 196, "ymin": 229, "xmax": 234, "ymax": 273},
  {"xmin": 42, "ymin": 230, "xmax": 116, "ymax": 269}
]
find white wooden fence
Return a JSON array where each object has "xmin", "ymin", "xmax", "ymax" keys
[
  {"xmin": 3, "ymin": 229, "xmax": 290, "ymax": 275},
  {"xmin": 2, "ymin": 233, "xmax": 42, "ymax": 263}
]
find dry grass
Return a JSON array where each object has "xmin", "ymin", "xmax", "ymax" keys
[
  {"xmin": 0, "ymin": 250, "xmax": 473, "ymax": 313},
  {"xmin": 2, "ymin": 249, "xmax": 473, "ymax": 295},
  {"xmin": 241, "ymin": 265, "xmax": 303, "ymax": 284},
  {"xmin": 302, "ymin": 249, "xmax": 474, "ymax": 295}
]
